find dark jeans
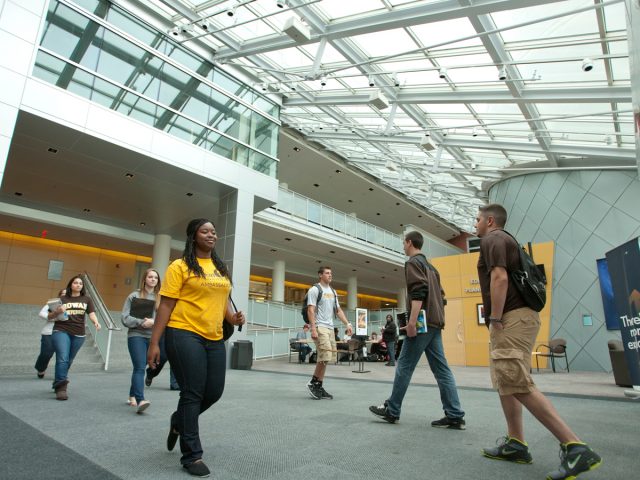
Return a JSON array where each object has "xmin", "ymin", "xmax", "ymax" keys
[
  {"xmin": 51, "ymin": 331, "xmax": 86, "ymax": 385},
  {"xmin": 128, "ymin": 336, "xmax": 150, "ymax": 403},
  {"xmin": 298, "ymin": 344, "xmax": 312, "ymax": 362},
  {"xmin": 34, "ymin": 334, "xmax": 55, "ymax": 372},
  {"xmin": 165, "ymin": 327, "xmax": 226, "ymax": 465},
  {"xmin": 386, "ymin": 340, "xmax": 396, "ymax": 365}
]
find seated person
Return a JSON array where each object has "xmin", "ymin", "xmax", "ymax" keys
[
  {"xmin": 295, "ymin": 324, "xmax": 313, "ymax": 363},
  {"xmin": 369, "ymin": 332, "xmax": 388, "ymax": 360}
]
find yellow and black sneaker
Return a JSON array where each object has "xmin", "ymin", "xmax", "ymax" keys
[
  {"xmin": 482, "ymin": 436, "xmax": 533, "ymax": 464},
  {"xmin": 546, "ymin": 442, "xmax": 602, "ymax": 480}
]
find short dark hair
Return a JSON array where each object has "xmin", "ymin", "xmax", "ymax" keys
[
  {"xmin": 318, "ymin": 266, "xmax": 331, "ymax": 275},
  {"xmin": 404, "ymin": 231, "xmax": 424, "ymax": 249},
  {"xmin": 478, "ymin": 204, "xmax": 507, "ymax": 227}
]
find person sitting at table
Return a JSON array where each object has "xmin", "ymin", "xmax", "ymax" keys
[
  {"xmin": 369, "ymin": 332, "xmax": 388, "ymax": 360},
  {"xmin": 295, "ymin": 324, "xmax": 313, "ymax": 363}
]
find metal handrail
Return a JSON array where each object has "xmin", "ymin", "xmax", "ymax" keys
[{"xmin": 81, "ymin": 272, "xmax": 120, "ymax": 370}]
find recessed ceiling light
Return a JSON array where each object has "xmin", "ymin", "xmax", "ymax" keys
[
  {"xmin": 293, "ymin": 146, "xmax": 301, "ymax": 152},
  {"xmin": 186, "ymin": 192, "xmax": 193, "ymax": 196},
  {"xmin": 313, "ymin": 183, "xmax": 319, "ymax": 187},
  {"xmin": 47, "ymin": 147, "xmax": 58, "ymax": 154},
  {"xmin": 14, "ymin": 192, "xmax": 22, "ymax": 196},
  {"xmin": 418, "ymin": 215, "xmax": 422, "ymax": 218},
  {"xmin": 316, "ymin": 260, "xmax": 322, "ymax": 263},
  {"xmin": 335, "ymin": 169, "xmax": 342, "ymax": 173},
  {"xmin": 393, "ymin": 268, "xmax": 398, "ymax": 272},
  {"xmin": 365, "ymin": 260, "xmax": 370, "ymax": 264},
  {"xmin": 352, "ymin": 269, "xmax": 357, "ymax": 272},
  {"xmin": 284, "ymin": 237, "xmax": 292, "ymax": 241},
  {"xmin": 348, "ymin": 199, "xmax": 353, "ymax": 203},
  {"xmin": 125, "ymin": 173, "xmax": 134, "ymax": 178},
  {"xmin": 400, "ymin": 223, "xmax": 403, "ymax": 226},
  {"xmin": 376, "ymin": 212, "xmax": 380, "ymax": 216},
  {"xmin": 381, "ymin": 276, "xmax": 385, "ymax": 279},
  {"xmin": 368, "ymin": 187, "xmax": 374, "ymax": 191},
  {"xmin": 139, "ymin": 222, "xmax": 146, "ymax": 226},
  {"xmin": 330, "ymin": 250, "xmax": 335, "ymax": 254},
  {"xmin": 83, "ymin": 208, "xmax": 91, "ymax": 212},
  {"xmin": 396, "ymin": 202, "xmax": 400, "ymax": 206},
  {"xmin": 270, "ymin": 248, "xmax": 277, "ymax": 252}
]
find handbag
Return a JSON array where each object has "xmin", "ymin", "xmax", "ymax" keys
[{"xmin": 222, "ymin": 296, "xmax": 243, "ymax": 341}]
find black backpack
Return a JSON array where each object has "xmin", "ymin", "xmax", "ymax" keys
[
  {"xmin": 503, "ymin": 231, "xmax": 547, "ymax": 312},
  {"xmin": 301, "ymin": 284, "xmax": 337, "ymax": 324}
]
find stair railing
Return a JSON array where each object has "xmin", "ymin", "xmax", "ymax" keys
[{"xmin": 81, "ymin": 272, "xmax": 120, "ymax": 370}]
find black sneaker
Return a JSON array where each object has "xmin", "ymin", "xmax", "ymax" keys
[
  {"xmin": 167, "ymin": 413, "xmax": 179, "ymax": 451},
  {"xmin": 183, "ymin": 460, "xmax": 210, "ymax": 478},
  {"xmin": 546, "ymin": 442, "xmax": 602, "ymax": 480},
  {"xmin": 369, "ymin": 404, "xmax": 399, "ymax": 423},
  {"xmin": 145, "ymin": 369, "xmax": 153, "ymax": 387},
  {"xmin": 319, "ymin": 387, "xmax": 333, "ymax": 399},
  {"xmin": 306, "ymin": 380, "xmax": 321, "ymax": 400},
  {"xmin": 483, "ymin": 436, "xmax": 533, "ymax": 464},
  {"xmin": 431, "ymin": 416, "xmax": 466, "ymax": 430}
]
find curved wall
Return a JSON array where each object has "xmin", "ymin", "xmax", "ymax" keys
[{"xmin": 489, "ymin": 170, "xmax": 640, "ymax": 372}]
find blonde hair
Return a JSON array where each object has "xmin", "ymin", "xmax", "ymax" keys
[{"xmin": 138, "ymin": 268, "xmax": 161, "ymax": 310}]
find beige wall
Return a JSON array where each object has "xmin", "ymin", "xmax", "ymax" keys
[{"xmin": 0, "ymin": 231, "xmax": 152, "ymax": 310}]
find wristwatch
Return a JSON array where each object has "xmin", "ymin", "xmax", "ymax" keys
[{"xmin": 489, "ymin": 317, "xmax": 502, "ymax": 323}]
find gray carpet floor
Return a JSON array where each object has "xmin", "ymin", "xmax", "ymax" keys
[{"xmin": 0, "ymin": 366, "xmax": 636, "ymax": 480}]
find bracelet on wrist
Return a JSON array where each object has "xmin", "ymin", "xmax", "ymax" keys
[{"xmin": 489, "ymin": 317, "xmax": 502, "ymax": 323}]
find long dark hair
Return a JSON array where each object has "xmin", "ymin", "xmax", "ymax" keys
[
  {"xmin": 183, "ymin": 218, "xmax": 230, "ymax": 280},
  {"xmin": 65, "ymin": 275, "xmax": 86, "ymax": 296}
]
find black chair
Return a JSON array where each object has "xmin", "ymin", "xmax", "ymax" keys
[
  {"xmin": 535, "ymin": 338, "xmax": 569, "ymax": 372},
  {"xmin": 288, "ymin": 339, "xmax": 300, "ymax": 363}
]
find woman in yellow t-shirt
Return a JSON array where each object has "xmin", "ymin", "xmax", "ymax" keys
[{"xmin": 147, "ymin": 218, "xmax": 245, "ymax": 478}]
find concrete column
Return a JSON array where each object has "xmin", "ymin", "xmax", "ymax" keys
[
  {"xmin": 151, "ymin": 234, "xmax": 171, "ymax": 278},
  {"xmin": 627, "ymin": 0, "xmax": 640, "ymax": 174},
  {"xmin": 347, "ymin": 276, "xmax": 358, "ymax": 310},
  {"xmin": 217, "ymin": 189, "xmax": 254, "ymax": 352},
  {"xmin": 272, "ymin": 259, "xmax": 285, "ymax": 302},
  {"xmin": 397, "ymin": 287, "xmax": 407, "ymax": 312}
]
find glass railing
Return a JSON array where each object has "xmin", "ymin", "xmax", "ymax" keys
[
  {"xmin": 269, "ymin": 188, "xmax": 404, "ymax": 254},
  {"xmin": 246, "ymin": 300, "xmax": 400, "ymax": 359},
  {"xmin": 34, "ymin": 0, "xmax": 279, "ymax": 177},
  {"xmin": 81, "ymin": 272, "xmax": 120, "ymax": 370}
]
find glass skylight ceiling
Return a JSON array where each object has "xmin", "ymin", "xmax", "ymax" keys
[{"xmin": 136, "ymin": 0, "xmax": 632, "ymax": 231}]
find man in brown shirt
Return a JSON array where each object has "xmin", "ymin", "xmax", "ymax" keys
[
  {"xmin": 369, "ymin": 231, "xmax": 465, "ymax": 429},
  {"xmin": 476, "ymin": 204, "xmax": 601, "ymax": 480}
]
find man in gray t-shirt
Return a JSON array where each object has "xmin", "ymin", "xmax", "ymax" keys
[{"xmin": 306, "ymin": 266, "xmax": 352, "ymax": 400}]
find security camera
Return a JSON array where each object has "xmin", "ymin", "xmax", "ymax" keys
[
  {"xmin": 391, "ymin": 73, "xmax": 400, "ymax": 87},
  {"xmin": 198, "ymin": 21, "xmax": 210, "ymax": 31},
  {"xmin": 368, "ymin": 75, "xmax": 375, "ymax": 87},
  {"xmin": 438, "ymin": 67, "xmax": 447, "ymax": 79},
  {"xmin": 169, "ymin": 27, "xmax": 180, "ymax": 37},
  {"xmin": 276, "ymin": 0, "xmax": 287, "ymax": 7},
  {"xmin": 581, "ymin": 58, "xmax": 593, "ymax": 72},
  {"xmin": 226, "ymin": 6, "xmax": 236, "ymax": 17},
  {"xmin": 498, "ymin": 67, "xmax": 507, "ymax": 81},
  {"xmin": 320, "ymin": 76, "xmax": 327, "ymax": 87}
]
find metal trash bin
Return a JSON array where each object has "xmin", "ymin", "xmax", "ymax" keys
[{"xmin": 231, "ymin": 340, "xmax": 253, "ymax": 370}]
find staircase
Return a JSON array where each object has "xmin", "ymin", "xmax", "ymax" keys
[{"xmin": 0, "ymin": 303, "xmax": 131, "ymax": 376}]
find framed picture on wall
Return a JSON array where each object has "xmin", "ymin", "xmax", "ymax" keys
[{"xmin": 476, "ymin": 303, "xmax": 485, "ymax": 325}]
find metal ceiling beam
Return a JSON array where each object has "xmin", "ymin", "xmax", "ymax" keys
[
  {"xmin": 212, "ymin": 0, "xmax": 564, "ymax": 61},
  {"xmin": 284, "ymin": 86, "xmax": 631, "ymax": 106}
]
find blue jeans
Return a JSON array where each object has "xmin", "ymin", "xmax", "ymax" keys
[
  {"xmin": 51, "ymin": 331, "xmax": 86, "ymax": 386},
  {"xmin": 165, "ymin": 327, "xmax": 226, "ymax": 466},
  {"xmin": 386, "ymin": 328, "xmax": 464, "ymax": 420},
  {"xmin": 386, "ymin": 340, "xmax": 396, "ymax": 364},
  {"xmin": 145, "ymin": 335, "xmax": 179, "ymax": 389},
  {"xmin": 127, "ymin": 336, "xmax": 150, "ymax": 403},
  {"xmin": 34, "ymin": 334, "xmax": 55, "ymax": 372},
  {"xmin": 298, "ymin": 344, "xmax": 312, "ymax": 362}
]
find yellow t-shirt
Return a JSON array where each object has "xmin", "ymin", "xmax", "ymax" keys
[{"xmin": 160, "ymin": 258, "xmax": 231, "ymax": 340}]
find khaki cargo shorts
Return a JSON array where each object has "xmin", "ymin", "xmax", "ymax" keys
[
  {"xmin": 315, "ymin": 326, "xmax": 336, "ymax": 363},
  {"xmin": 489, "ymin": 307, "xmax": 540, "ymax": 396}
]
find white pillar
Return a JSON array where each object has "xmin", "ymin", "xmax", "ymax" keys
[
  {"xmin": 347, "ymin": 276, "xmax": 358, "ymax": 310},
  {"xmin": 152, "ymin": 234, "xmax": 172, "ymax": 279},
  {"xmin": 272, "ymin": 259, "xmax": 285, "ymax": 302},
  {"xmin": 397, "ymin": 287, "xmax": 407, "ymax": 312}
]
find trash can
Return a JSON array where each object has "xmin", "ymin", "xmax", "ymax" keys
[{"xmin": 231, "ymin": 340, "xmax": 253, "ymax": 370}]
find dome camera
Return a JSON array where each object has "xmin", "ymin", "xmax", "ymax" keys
[
  {"xmin": 368, "ymin": 75, "xmax": 375, "ymax": 87},
  {"xmin": 581, "ymin": 58, "xmax": 594, "ymax": 72},
  {"xmin": 438, "ymin": 67, "xmax": 448, "ymax": 79},
  {"xmin": 276, "ymin": 1, "xmax": 286, "ymax": 8},
  {"xmin": 320, "ymin": 76, "xmax": 327, "ymax": 87},
  {"xmin": 226, "ymin": 6, "xmax": 236, "ymax": 17}
]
